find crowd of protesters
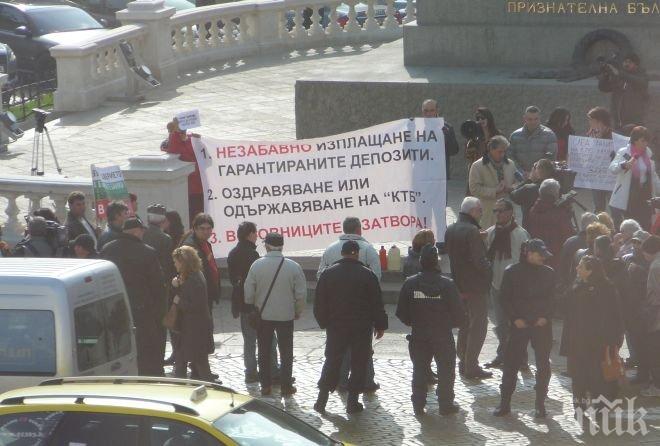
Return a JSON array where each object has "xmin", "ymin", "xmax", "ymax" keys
[{"xmin": 0, "ymin": 50, "xmax": 658, "ymax": 428}]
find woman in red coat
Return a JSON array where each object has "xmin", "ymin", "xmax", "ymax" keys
[{"xmin": 162, "ymin": 119, "xmax": 203, "ymax": 225}]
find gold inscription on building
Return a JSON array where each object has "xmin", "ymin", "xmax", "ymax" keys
[{"xmin": 507, "ymin": 2, "xmax": 660, "ymax": 14}]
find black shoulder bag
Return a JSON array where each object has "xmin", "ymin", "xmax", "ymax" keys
[{"xmin": 248, "ymin": 257, "xmax": 285, "ymax": 330}]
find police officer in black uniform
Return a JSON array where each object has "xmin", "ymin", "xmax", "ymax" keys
[
  {"xmin": 313, "ymin": 240, "xmax": 388, "ymax": 415},
  {"xmin": 396, "ymin": 244, "xmax": 466, "ymax": 416},
  {"xmin": 494, "ymin": 239, "xmax": 556, "ymax": 418}
]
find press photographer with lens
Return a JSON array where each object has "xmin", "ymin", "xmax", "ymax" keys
[{"xmin": 598, "ymin": 53, "xmax": 649, "ymax": 130}]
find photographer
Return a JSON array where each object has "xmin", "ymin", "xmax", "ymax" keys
[
  {"xmin": 598, "ymin": 53, "xmax": 649, "ymax": 130},
  {"xmin": 464, "ymin": 107, "xmax": 502, "ymax": 195},
  {"xmin": 12, "ymin": 216, "xmax": 67, "ymax": 258},
  {"xmin": 510, "ymin": 158, "xmax": 555, "ymax": 230}
]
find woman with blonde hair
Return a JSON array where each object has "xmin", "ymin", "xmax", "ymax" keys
[{"xmin": 171, "ymin": 245, "xmax": 215, "ymax": 381}]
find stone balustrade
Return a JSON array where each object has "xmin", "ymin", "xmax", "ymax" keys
[
  {"xmin": 0, "ymin": 154, "xmax": 194, "ymax": 246},
  {"xmin": 50, "ymin": 0, "xmax": 414, "ymax": 111},
  {"xmin": 51, "ymin": 24, "xmax": 148, "ymax": 112}
]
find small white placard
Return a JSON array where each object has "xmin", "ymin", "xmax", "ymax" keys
[{"xmin": 175, "ymin": 109, "xmax": 201, "ymax": 130}]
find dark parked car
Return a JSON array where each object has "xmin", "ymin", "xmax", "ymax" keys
[{"xmin": 0, "ymin": 3, "xmax": 106, "ymax": 80}]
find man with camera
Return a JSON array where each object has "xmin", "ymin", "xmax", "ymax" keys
[
  {"xmin": 510, "ymin": 158, "xmax": 555, "ymax": 230},
  {"xmin": 12, "ymin": 216, "xmax": 67, "ymax": 257},
  {"xmin": 598, "ymin": 53, "xmax": 649, "ymax": 129}
]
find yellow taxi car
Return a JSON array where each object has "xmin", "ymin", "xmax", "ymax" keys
[{"xmin": 0, "ymin": 376, "xmax": 348, "ymax": 445}]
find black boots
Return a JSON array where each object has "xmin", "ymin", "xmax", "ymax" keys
[
  {"xmin": 346, "ymin": 392, "xmax": 364, "ymax": 414},
  {"xmin": 314, "ymin": 390, "xmax": 329, "ymax": 414}
]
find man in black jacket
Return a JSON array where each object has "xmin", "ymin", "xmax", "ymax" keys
[
  {"xmin": 397, "ymin": 244, "xmax": 465, "ymax": 416},
  {"xmin": 98, "ymin": 201, "xmax": 129, "ymax": 250},
  {"xmin": 143, "ymin": 204, "xmax": 175, "ymax": 281},
  {"xmin": 101, "ymin": 217, "xmax": 166, "ymax": 376},
  {"xmin": 227, "ymin": 221, "xmax": 280, "ymax": 384},
  {"xmin": 181, "ymin": 213, "xmax": 220, "ymax": 311},
  {"xmin": 598, "ymin": 53, "xmax": 649, "ymax": 129},
  {"xmin": 314, "ymin": 241, "xmax": 388, "ymax": 415},
  {"xmin": 494, "ymin": 239, "xmax": 556, "ymax": 418},
  {"xmin": 422, "ymin": 99, "xmax": 459, "ymax": 179},
  {"xmin": 445, "ymin": 197, "xmax": 493, "ymax": 379},
  {"xmin": 64, "ymin": 191, "xmax": 99, "ymax": 249}
]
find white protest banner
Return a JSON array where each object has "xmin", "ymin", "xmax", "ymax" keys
[
  {"xmin": 192, "ymin": 118, "xmax": 447, "ymax": 258},
  {"xmin": 175, "ymin": 109, "xmax": 201, "ymax": 130},
  {"xmin": 91, "ymin": 164, "xmax": 133, "ymax": 221},
  {"xmin": 568, "ymin": 134, "xmax": 627, "ymax": 191}
]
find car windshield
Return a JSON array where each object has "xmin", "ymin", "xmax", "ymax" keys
[
  {"xmin": 27, "ymin": 7, "xmax": 102, "ymax": 36},
  {"xmin": 213, "ymin": 399, "xmax": 341, "ymax": 446}
]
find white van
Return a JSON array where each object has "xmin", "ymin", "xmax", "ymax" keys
[{"xmin": 0, "ymin": 258, "xmax": 137, "ymax": 393}]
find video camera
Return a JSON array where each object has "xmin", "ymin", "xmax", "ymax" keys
[
  {"xmin": 552, "ymin": 162, "xmax": 577, "ymax": 195},
  {"xmin": 460, "ymin": 120, "xmax": 483, "ymax": 140},
  {"xmin": 24, "ymin": 215, "xmax": 68, "ymax": 249},
  {"xmin": 597, "ymin": 53, "xmax": 622, "ymax": 76}
]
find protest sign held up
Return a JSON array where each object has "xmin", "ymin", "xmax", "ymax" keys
[
  {"xmin": 568, "ymin": 134, "xmax": 629, "ymax": 192},
  {"xmin": 192, "ymin": 118, "xmax": 447, "ymax": 258},
  {"xmin": 91, "ymin": 165, "xmax": 133, "ymax": 221}
]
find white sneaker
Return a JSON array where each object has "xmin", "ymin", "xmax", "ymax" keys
[{"xmin": 640, "ymin": 385, "xmax": 660, "ymax": 397}]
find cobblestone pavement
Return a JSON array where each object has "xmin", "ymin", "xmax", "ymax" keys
[{"xmin": 167, "ymin": 301, "xmax": 660, "ymax": 445}]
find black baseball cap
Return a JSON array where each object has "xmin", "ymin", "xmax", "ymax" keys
[
  {"xmin": 70, "ymin": 234, "xmax": 95, "ymax": 252},
  {"xmin": 526, "ymin": 239, "xmax": 552, "ymax": 257},
  {"xmin": 122, "ymin": 216, "xmax": 147, "ymax": 231},
  {"xmin": 341, "ymin": 240, "xmax": 360, "ymax": 255},
  {"xmin": 264, "ymin": 232, "xmax": 284, "ymax": 247}
]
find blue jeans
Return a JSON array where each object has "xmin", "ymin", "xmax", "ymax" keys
[
  {"xmin": 339, "ymin": 348, "xmax": 376, "ymax": 388},
  {"xmin": 240, "ymin": 312, "xmax": 279, "ymax": 377}
]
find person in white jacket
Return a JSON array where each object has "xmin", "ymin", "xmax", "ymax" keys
[
  {"xmin": 608, "ymin": 126, "xmax": 660, "ymax": 231},
  {"xmin": 244, "ymin": 232, "xmax": 307, "ymax": 397}
]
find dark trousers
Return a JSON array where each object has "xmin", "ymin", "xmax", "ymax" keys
[
  {"xmin": 572, "ymin": 371, "xmax": 618, "ymax": 410},
  {"xmin": 258, "ymin": 320, "xmax": 293, "ymax": 388},
  {"xmin": 643, "ymin": 330, "xmax": 660, "ymax": 386},
  {"xmin": 173, "ymin": 350, "xmax": 213, "ymax": 381},
  {"xmin": 500, "ymin": 324, "xmax": 552, "ymax": 403},
  {"xmin": 318, "ymin": 324, "xmax": 372, "ymax": 393},
  {"xmin": 134, "ymin": 310, "xmax": 165, "ymax": 377},
  {"xmin": 411, "ymin": 331, "xmax": 456, "ymax": 410},
  {"xmin": 457, "ymin": 293, "xmax": 488, "ymax": 374}
]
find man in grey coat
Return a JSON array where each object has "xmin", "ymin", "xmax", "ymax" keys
[
  {"xmin": 508, "ymin": 106, "xmax": 558, "ymax": 175},
  {"xmin": 143, "ymin": 204, "xmax": 175, "ymax": 281},
  {"xmin": 244, "ymin": 232, "xmax": 307, "ymax": 397}
]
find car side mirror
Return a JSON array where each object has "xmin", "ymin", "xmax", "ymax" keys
[{"xmin": 14, "ymin": 26, "xmax": 32, "ymax": 38}]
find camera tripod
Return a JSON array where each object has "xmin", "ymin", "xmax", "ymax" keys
[{"xmin": 30, "ymin": 116, "xmax": 61, "ymax": 176}]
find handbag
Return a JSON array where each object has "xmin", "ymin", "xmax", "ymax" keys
[
  {"xmin": 248, "ymin": 257, "xmax": 285, "ymax": 330},
  {"xmin": 601, "ymin": 345, "xmax": 624, "ymax": 382},
  {"xmin": 162, "ymin": 300, "xmax": 179, "ymax": 331}
]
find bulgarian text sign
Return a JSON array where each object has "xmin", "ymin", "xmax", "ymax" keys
[
  {"xmin": 568, "ymin": 134, "xmax": 629, "ymax": 191},
  {"xmin": 175, "ymin": 109, "xmax": 201, "ymax": 130},
  {"xmin": 91, "ymin": 164, "xmax": 133, "ymax": 221},
  {"xmin": 192, "ymin": 118, "xmax": 447, "ymax": 258}
]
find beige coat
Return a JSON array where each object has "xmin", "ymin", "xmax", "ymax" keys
[{"xmin": 468, "ymin": 156, "xmax": 518, "ymax": 229}]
